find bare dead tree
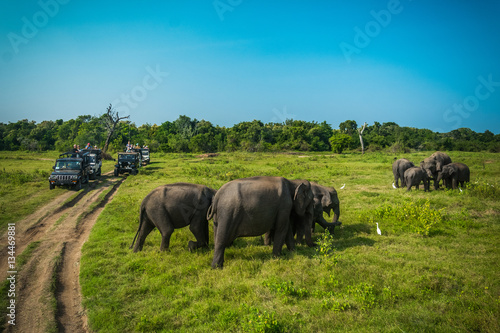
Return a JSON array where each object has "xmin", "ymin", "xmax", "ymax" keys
[
  {"xmin": 358, "ymin": 122, "xmax": 367, "ymax": 154},
  {"xmin": 102, "ymin": 104, "xmax": 130, "ymax": 153}
]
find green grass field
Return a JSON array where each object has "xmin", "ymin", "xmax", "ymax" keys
[{"xmin": 3, "ymin": 151, "xmax": 499, "ymax": 332}]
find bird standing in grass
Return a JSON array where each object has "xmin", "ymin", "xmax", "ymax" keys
[{"xmin": 376, "ymin": 223, "xmax": 381, "ymax": 235}]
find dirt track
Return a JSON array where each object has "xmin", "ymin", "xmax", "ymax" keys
[{"xmin": 1, "ymin": 173, "xmax": 125, "ymax": 333}]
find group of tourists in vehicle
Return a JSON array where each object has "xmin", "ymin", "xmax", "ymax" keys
[{"xmin": 49, "ymin": 142, "xmax": 150, "ymax": 190}]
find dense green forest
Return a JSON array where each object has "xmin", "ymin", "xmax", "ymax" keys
[{"xmin": 1, "ymin": 115, "xmax": 498, "ymax": 153}]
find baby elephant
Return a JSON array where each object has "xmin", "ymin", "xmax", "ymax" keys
[
  {"xmin": 130, "ymin": 183, "xmax": 217, "ymax": 252},
  {"xmin": 436, "ymin": 162, "xmax": 470, "ymax": 189},
  {"xmin": 404, "ymin": 166, "xmax": 430, "ymax": 191}
]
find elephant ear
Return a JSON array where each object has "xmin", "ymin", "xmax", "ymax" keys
[
  {"xmin": 321, "ymin": 194, "xmax": 332, "ymax": 209},
  {"xmin": 293, "ymin": 183, "xmax": 309, "ymax": 216}
]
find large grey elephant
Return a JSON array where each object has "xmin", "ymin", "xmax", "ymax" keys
[
  {"xmin": 404, "ymin": 166, "xmax": 430, "ymax": 191},
  {"xmin": 130, "ymin": 183, "xmax": 217, "ymax": 252},
  {"xmin": 436, "ymin": 162, "xmax": 470, "ymax": 189},
  {"xmin": 208, "ymin": 176, "xmax": 314, "ymax": 269},
  {"xmin": 392, "ymin": 158, "xmax": 414, "ymax": 188},
  {"xmin": 420, "ymin": 151, "xmax": 452, "ymax": 190}
]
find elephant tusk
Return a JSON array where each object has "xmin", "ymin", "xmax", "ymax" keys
[{"xmin": 340, "ymin": 184, "xmax": 345, "ymax": 190}]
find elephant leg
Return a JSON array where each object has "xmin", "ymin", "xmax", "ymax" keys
[
  {"xmin": 295, "ymin": 225, "xmax": 305, "ymax": 244},
  {"xmin": 159, "ymin": 227, "xmax": 174, "ymax": 251},
  {"xmin": 452, "ymin": 178, "xmax": 458, "ymax": 190},
  {"xmin": 285, "ymin": 226, "xmax": 295, "ymax": 251},
  {"xmin": 188, "ymin": 220, "xmax": 209, "ymax": 251},
  {"xmin": 264, "ymin": 230, "xmax": 273, "ymax": 246},
  {"xmin": 272, "ymin": 212, "xmax": 292, "ymax": 256},
  {"xmin": 212, "ymin": 243, "xmax": 226, "ymax": 269},
  {"xmin": 394, "ymin": 175, "xmax": 399, "ymax": 188},
  {"xmin": 133, "ymin": 220, "xmax": 155, "ymax": 253}
]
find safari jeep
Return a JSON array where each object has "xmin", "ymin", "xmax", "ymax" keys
[
  {"xmin": 80, "ymin": 148, "xmax": 102, "ymax": 180},
  {"xmin": 49, "ymin": 151, "xmax": 91, "ymax": 190},
  {"xmin": 114, "ymin": 152, "xmax": 140, "ymax": 176},
  {"xmin": 140, "ymin": 148, "xmax": 150, "ymax": 165}
]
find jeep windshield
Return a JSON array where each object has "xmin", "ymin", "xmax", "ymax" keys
[
  {"xmin": 55, "ymin": 161, "xmax": 81, "ymax": 170},
  {"xmin": 119, "ymin": 154, "xmax": 137, "ymax": 160},
  {"xmin": 141, "ymin": 150, "xmax": 149, "ymax": 156}
]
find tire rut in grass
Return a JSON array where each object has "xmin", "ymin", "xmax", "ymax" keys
[
  {"xmin": 1, "ymin": 173, "xmax": 126, "ymax": 333},
  {"xmin": 54, "ymin": 176, "xmax": 125, "ymax": 333}
]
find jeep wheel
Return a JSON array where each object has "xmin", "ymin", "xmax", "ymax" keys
[
  {"xmin": 74, "ymin": 180, "xmax": 82, "ymax": 191},
  {"xmin": 49, "ymin": 183, "xmax": 55, "ymax": 190},
  {"xmin": 114, "ymin": 168, "xmax": 119, "ymax": 177},
  {"xmin": 97, "ymin": 167, "xmax": 102, "ymax": 177}
]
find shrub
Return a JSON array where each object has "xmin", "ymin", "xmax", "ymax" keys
[{"xmin": 241, "ymin": 306, "xmax": 285, "ymax": 333}]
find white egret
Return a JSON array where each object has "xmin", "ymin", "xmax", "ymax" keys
[
  {"xmin": 376, "ymin": 223, "xmax": 381, "ymax": 235},
  {"xmin": 392, "ymin": 182, "xmax": 397, "ymax": 189}
]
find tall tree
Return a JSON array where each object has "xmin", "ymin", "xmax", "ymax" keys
[{"xmin": 102, "ymin": 104, "xmax": 130, "ymax": 152}]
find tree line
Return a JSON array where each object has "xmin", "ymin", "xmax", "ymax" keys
[{"xmin": 1, "ymin": 114, "xmax": 498, "ymax": 153}]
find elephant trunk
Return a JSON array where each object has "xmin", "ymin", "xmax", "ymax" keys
[
  {"xmin": 436, "ymin": 172, "xmax": 443, "ymax": 183},
  {"xmin": 331, "ymin": 206, "xmax": 340, "ymax": 224},
  {"xmin": 322, "ymin": 206, "xmax": 341, "ymax": 234}
]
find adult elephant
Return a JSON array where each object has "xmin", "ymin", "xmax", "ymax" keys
[
  {"xmin": 420, "ymin": 151, "xmax": 452, "ymax": 190},
  {"xmin": 208, "ymin": 176, "xmax": 314, "ymax": 269},
  {"xmin": 404, "ymin": 166, "xmax": 430, "ymax": 192},
  {"xmin": 130, "ymin": 183, "xmax": 217, "ymax": 252},
  {"xmin": 436, "ymin": 162, "xmax": 470, "ymax": 189},
  {"xmin": 392, "ymin": 158, "xmax": 414, "ymax": 188}
]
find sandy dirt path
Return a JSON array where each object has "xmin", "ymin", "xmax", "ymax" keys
[{"xmin": 1, "ymin": 173, "xmax": 126, "ymax": 333}]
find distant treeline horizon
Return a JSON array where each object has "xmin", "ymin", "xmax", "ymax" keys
[{"xmin": 1, "ymin": 115, "xmax": 498, "ymax": 153}]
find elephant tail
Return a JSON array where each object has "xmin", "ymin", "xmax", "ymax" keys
[
  {"xmin": 129, "ymin": 204, "xmax": 146, "ymax": 249},
  {"xmin": 206, "ymin": 204, "xmax": 215, "ymax": 221}
]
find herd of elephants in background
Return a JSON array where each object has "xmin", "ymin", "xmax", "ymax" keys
[{"xmin": 129, "ymin": 150, "xmax": 467, "ymax": 269}]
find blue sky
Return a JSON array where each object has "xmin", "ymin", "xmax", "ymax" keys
[{"xmin": 1, "ymin": 0, "xmax": 499, "ymax": 133}]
